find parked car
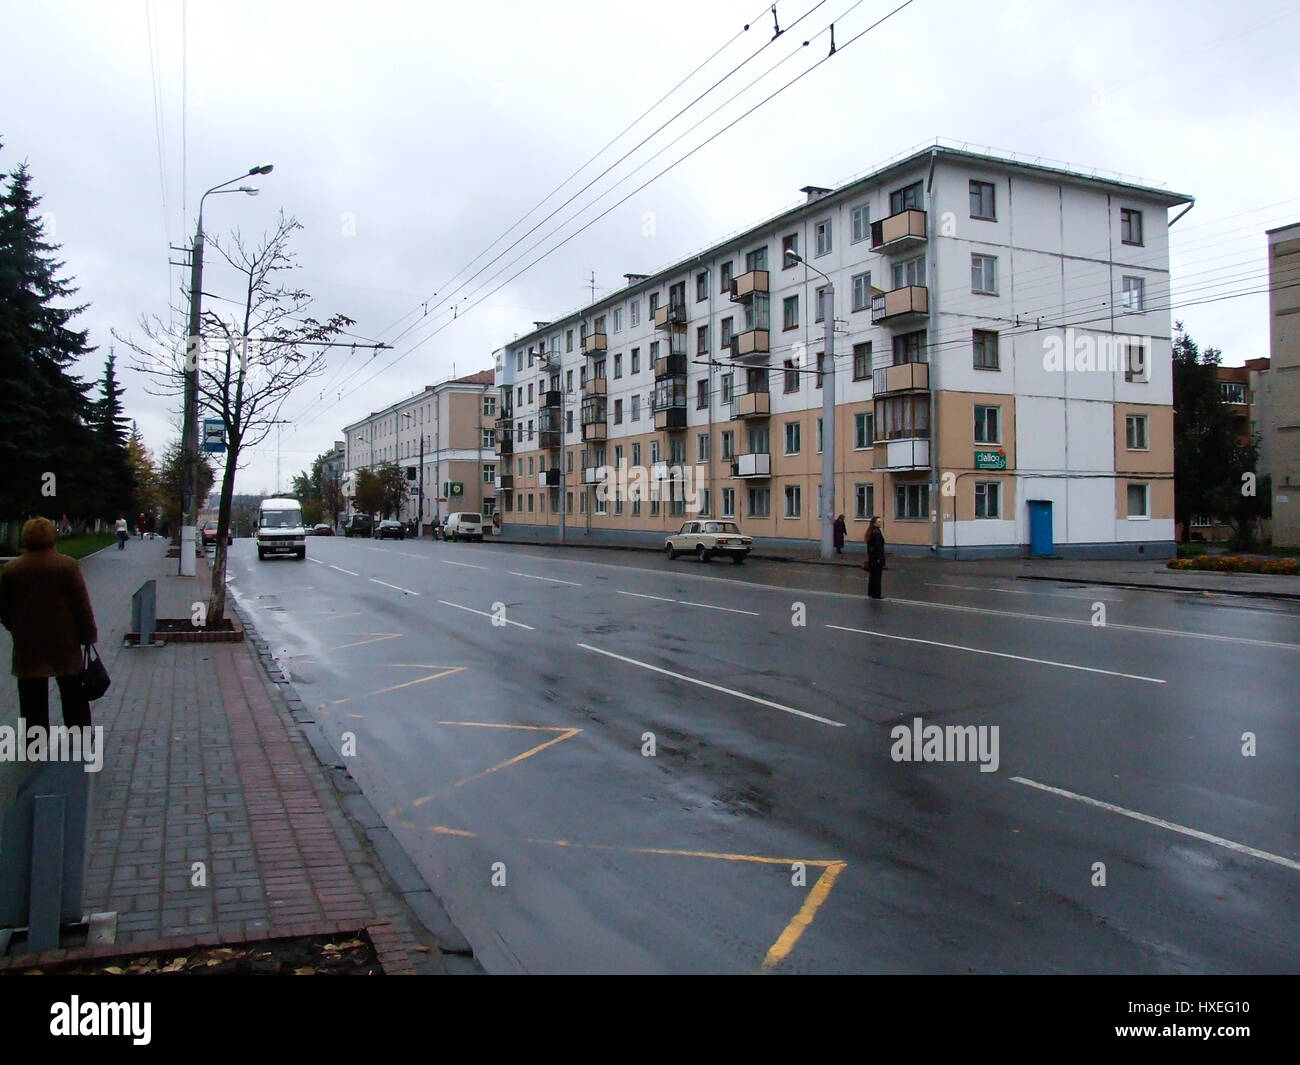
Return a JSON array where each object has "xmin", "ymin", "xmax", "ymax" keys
[
  {"xmin": 312, "ymin": 523, "xmax": 335, "ymax": 536},
  {"xmin": 375, "ymin": 519, "xmax": 406, "ymax": 540},
  {"xmin": 443, "ymin": 512, "xmax": 484, "ymax": 542},
  {"xmin": 665, "ymin": 520, "xmax": 753, "ymax": 564},
  {"xmin": 202, "ymin": 521, "xmax": 233, "ymax": 547},
  {"xmin": 344, "ymin": 514, "xmax": 373, "ymax": 538}
]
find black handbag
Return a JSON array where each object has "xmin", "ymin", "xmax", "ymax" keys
[{"xmin": 81, "ymin": 644, "xmax": 111, "ymax": 701}]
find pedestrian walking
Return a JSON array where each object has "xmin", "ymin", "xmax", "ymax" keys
[
  {"xmin": 833, "ymin": 514, "xmax": 846, "ymax": 555},
  {"xmin": 865, "ymin": 517, "xmax": 886, "ymax": 600},
  {"xmin": 115, "ymin": 515, "xmax": 128, "ymax": 549},
  {"xmin": 136, "ymin": 513, "xmax": 146, "ymax": 540},
  {"xmin": 147, "ymin": 513, "xmax": 157, "ymax": 539},
  {"xmin": 0, "ymin": 517, "xmax": 99, "ymax": 732}
]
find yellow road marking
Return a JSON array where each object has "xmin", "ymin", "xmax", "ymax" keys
[
  {"xmin": 333, "ymin": 666, "xmax": 466, "ymax": 705},
  {"xmin": 761, "ymin": 861, "xmax": 846, "ymax": 973},
  {"xmin": 438, "ymin": 721, "xmax": 569, "ymax": 732},
  {"xmin": 327, "ymin": 632, "xmax": 402, "ymax": 651},
  {"xmin": 411, "ymin": 723, "xmax": 583, "ymax": 805}
]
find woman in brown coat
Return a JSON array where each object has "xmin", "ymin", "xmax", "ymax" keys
[{"xmin": 0, "ymin": 517, "xmax": 99, "ymax": 731}]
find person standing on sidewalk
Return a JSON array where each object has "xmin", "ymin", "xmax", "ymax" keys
[
  {"xmin": 115, "ymin": 515, "xmax": 129, "ymax": 549},
  {"xmin": 0, "ymin": 517, "xmax": 99, "ymax": 731},
  {"xmin": 833, "ymin": 514, "xmax": 847, "ymax": 555},
  {"xmin": 865, "ymin": 517, "xmax": 886, "ymax": 600},
  {"xmin": 136, "ymin": 512, "xmax": 146, "ymax": 540}
]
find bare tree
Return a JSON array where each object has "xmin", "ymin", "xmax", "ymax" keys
[{"xmin": 117, "ymin": 213, "xmax": 353, "ymax": 625}]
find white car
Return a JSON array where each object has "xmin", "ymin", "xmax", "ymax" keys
[
  {"xmin": 665, "ymin": 520, "xmax": 753, "ymax": 564},
  {"xmin": 443, "ymin": 512, "xmax": 485, "ymax": 542}
]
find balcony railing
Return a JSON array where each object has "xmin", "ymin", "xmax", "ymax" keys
[
  {"xmin": 731, "ymin": 452, "xmax": 771, "ymax": 478},
  {"xmin": 583, "ymin": 332, "xmax": 608, "ymax": 355},
  {"xmin": 582, "ymin": 376, "xmax": 607, "ymax": 396},
  {"xmin": 654, "ymin": 406, "xmax": 687, "ymax": 431},
  {"xmin": 494, "ymin": 474, "xmax": 514, "ymax": 491},
  {"xmin": 581, "ymin": 421, "xmax": 607, "ymax": 442},
  {"xmin": 582, "ymin": 465, "xmax": 604, "ymax": 485},
  {"xmin": 870, "ymin": 208, "xmax": 927, "ymax": 252},
  {"xmin": 729, "ymin": 329, "xmax": 771, "ymax": 360},
  {"xmin": 653, "ymin": 302, "xmax": 687, "ymax": 329},
  {"xmin": 729, "ymin": 270, "xmax": 769, "ymax": 301},
  {"xmin": 539, "ymin": 468, "xmax": 560, "ymax": 487},
  {"xmin": 540, "ymin": 389, "xmax": 562, "ymax": 409},
  {"xmin": 871, "ymin": 285, "xmax": 929, "ymax": 325},
  {"xmin": 538, "ymin": 429, "xmax": 562, "ymax": 450},
  {"xmin": 730, "ymin": 389, "xmax": 771, "ymax": 419},
  {"xmin": 872, "ymin": 361, "xmax": 929, "ymax": 395},
  {"xmin": 652, "ymin": 352, "xmax": 688, "ymax": 379},
  {"xmin": 497, "ymin": 434, "xmax": 514, "ymax": 455},
  {"xmin": 872, "ymin": 437, "xmax": 930, "ymax": 471}
]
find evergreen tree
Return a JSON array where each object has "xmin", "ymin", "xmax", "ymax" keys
[{"xmin": 90, "ymin": 348, "xmax": 135, "ymax": 518}]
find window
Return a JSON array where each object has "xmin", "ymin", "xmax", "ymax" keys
[
  {"xmin": 649, "ymin": 293, "xmax": 660, "ymax": 316},
  {"xmin": 971, "ymin": 254, "xmax": 998, "ymax": 294},
  {"xmin": 595, "ymin": 358, "xmax": 606, "ymax": 379},
  {"xmin": 784, "ymin": 485, "xmax": 801, "ymax": 518},
  {"xmin": 814, "ymin": 218, "xmax": 832, "ymax": 257},
  {"xmin": 527, "ymin": 383, "xmax": 534, "ymax": 403},
  {"xmin": 613, "ymin": 308, "xmax": 622, "ymax": 332},
  {"xmin": 696, "ymin": 271, "xmax": 708, "ymax": 302},
  {"xmin": 595, "ymin": 314, "xmax": 606, "ymax": 335},
  {"xmin": 893, "ymin": 330, "xmax": 926, "ymax": 366},
  {"xmin": 719, "ymin": 260, "xmax": 733, "ymax": 294},
  {"xmin": 722, "ymin": 487, "xmax": 736, "ymax": 517},
  {"xmin": 721, "ymin": 317, "xmax": 734, "ymax": 347},
  {"xmin": 1123, "ymin": 341, "xmax": 1148, "ymax": 383},
  {"xmin": 721, "ymin": 430, "xmax": 735, "ymax": 460},
  {"xmin": 969, "ymin": 180, "xmax": 996, "ymax": 220},
  {"xmin": 974, "ymin": 404, "xmax": 1001, "ymax": 443},
  {"xmin": 848, "ymin": 341, "xmax": 870, "ymax": 382},
  {"xmin": 614, "ymin": 445, "xmax": 623, "ymax": 468},
  {"xmin": 851, "ymin": 204, "xmax": 870, "ymax": 243},
  {"xmin": 696, "ymin": 379, "xmax": 708, "ymax": 409},
  {"xmin": 815, "ymin": 286, "xmax": 828, "ymax": 323},
  {"xmin": 895, "ymin": 482, "xmax": 930, "ymax": 519},
  {"xmin": 890, "ymin": 181, "xmax": 923, "ymax": 214},
  {"xmin": 699, "ymin": 488, "xmax": 710, "ymax": 517},
  {"xmin": 1126, "ymin": 483, "xmax": 1149, "ymax": 518},
  {"xmin": 973, "ymin": 330, "xmax": 999, "ymax": 370},
  {"xmin": 516, "ymin": 351, "xmax": 523, "ymax": 371},
  {"xmin": 669, "ymin": 280, "xmax": 685, "ymax": 310},
  {"xmin": 697, "ymin": 325, "xmax": 709, "ymax": 355},
  {"xmin": 632, "ymin": 443, "xmax": 641, "ymax": 466},
  {"xmin": 851, "ymin": 272, "xmax": 872, "ymax": 313},
  {"xmin": 527, "ymin": 493, "xmax": 535, "ymax": 513},
  {"xmin": 785, "ymin": 421, "xmax": 801, "ymax": 454},
  {"xmin": 630, "ymin": 299, "xmax": 640, "ymax": 327},
  {"xmin": 749, "ymin": 487, "xmax": 771, "ymax": 518},
  {"xmin": 613, "ymin": 398, "xmax": 623, "ymax": 424},
  {"xmin": 692, "ymin": 432, "xmax": 708, "ymax": 463},
  {"xmin": 1220, "ymin": 381, "xmax": 1247, "ymax": 404},
  {"xmin": 612, "ymin": 353, "xmax": 621, "ymax": 379},
  {"xmin": 631, "ymin": 395, "xmax": 640, "ymax": 422},
  {"xmin": 1122, "ymin": 275, "xmax": 1145, "ymax": 312},
  {"xmin": 816, "ymin": 417, "xmax": 823, "ymax": 454},
  {"xmin": 782, "ymin": 233, "xmax": 798, "ymax": 266},
  {"xmin": 631, "ymin": 348, "xmax": 640, "ymax": 374},
  {"xmin": 482, "ymin": 428, "xmax": 495, "ymax": 448},
  {"xmin": 595, "ymin": 490, "xmax": 606, "ymax": 515},
  {"xmin": 721, "ymin": 373, "xmax": 733, "ymax": 404},
  {"xmin": 854, "ymin": 483, "xmax": 874, "ymax": 520},
  {"xmin": 567, "ymin": 450, "xmax": 573, "ymax": 472},
  {"xmin": 815, "ymin": 352, "xmax": 825, "ymax": 389},
  {"xmin": 854, "ymin": 411, "xmax": 874, "ymax": 449},
  {"xmin": 784, "ymin": 359, "xmax": 800, "ymax": 393},
  {"xmin": 483, "ymin": 463, "xmax": 496, "ymax": 484},
  {"xmin": 783, "ymin": 295, "xmax": 799, "ymax": 330},
  {"xmin": 484, "ymin": 395, "xmax": 497, "ymax": 416},
  {"xmin": 528, "ymin": 456, "xmax": 534, "ymax": 475},
  {"xmin": 650, "ymin": 440, "xmax": 660, "ymax": 464},
  {"xmin": 891, "ymin": 254, "xmax": 926, "ymax": 289},
  {"xmin": 746, "ymin": 246, "xmax": 768, "ymax": 272},
  {"xmin": 974, "ymin": 481, "xmax": 1001, "ymax": 519},
  {"xmin": 878, "ymin": 395, "xmax": 929, "ymax": 439},
  {"xmin": 1121, "ymin": 208, "xmax": 1144, "ymax": 246},
  {"xmin": 1125, "ymin": 413, "xmax": 1148, "ymax": 450}
]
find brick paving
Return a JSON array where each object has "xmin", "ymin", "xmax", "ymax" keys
[{"xmin": 0, "ymin": 536, "xmax": 459, "ymax": 973}]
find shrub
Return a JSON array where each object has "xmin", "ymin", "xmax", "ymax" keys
[{"xmin": 1167, "ymin": 556, "xmax": 1299, "ymax": 575}]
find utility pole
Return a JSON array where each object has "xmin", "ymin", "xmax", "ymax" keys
[{"xmin": 821, "ymin": 282, "xmax": 836, "ymax": 559}]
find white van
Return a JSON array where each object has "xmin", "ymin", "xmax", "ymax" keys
[
  {"xmin": 443, "ymin": 512, "xmax": 484, "ymax": 542},
  {"xmin": 256, "ymin": 497, "xmax": 307, "ymax": 560}
]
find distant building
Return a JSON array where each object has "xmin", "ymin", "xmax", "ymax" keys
[
  {"xmin": 1266, "ymin": 223, "xmax": 1300, "ymax": 548},
  {"xmin": 1192, "ymin": 359, "xmax": 1270, "ymax": 541}
]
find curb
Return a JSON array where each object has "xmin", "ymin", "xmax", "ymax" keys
[{"xmin": 1017, "ymin": 574, "xmax": 1300, "ymax": 602}]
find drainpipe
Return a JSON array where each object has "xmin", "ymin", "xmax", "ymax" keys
[
  {"xmin": 705, "ymin": 257, "xmax": 714, "ymax": 517},
  {"xmin": 926, "ymin": 147, "xmax": 940, "ymax": 554}
]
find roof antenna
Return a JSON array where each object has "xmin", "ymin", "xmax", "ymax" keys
[
  {"xmin": 828, "ymin": 23, "xmax": 835, "ymax": 55},
  {"xmin": 771, "ymin": 4, "xmax": 781, "ymax": 39}
]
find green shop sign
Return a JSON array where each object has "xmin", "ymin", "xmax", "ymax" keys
[{"xmin": 974, "ymin": 449, "xmax": 1007, "ymax": 470}]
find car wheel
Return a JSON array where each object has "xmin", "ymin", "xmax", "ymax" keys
[
  {"xmin": 696, "ymin": 544, "xmax": 709, "ymax": 563},
  {"xmin": 732, "ymin": 554, "xmax": 746, "ymax": 565},
  {"xmin": 296, "ymin": 550, "xmax": 306, "ymax": 560},
  {"xmin": 257, "ymin": 548, "xmax": 266, "ymax": 561},
  {"xmin": 666, "ymin": 544, "xmax": 677, "ymax": 560}
]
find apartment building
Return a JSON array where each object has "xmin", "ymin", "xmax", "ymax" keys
[
  {"xmin": 342, "ymin": 369, "xmax": 497, "ymax": 528},
  {"xmin": 493, "ymin": 143, "xmax": 1192, "ymax": 558},
  {"xmin": 1266, "ymin": 223, "xmax": 1300, "ymax": 548},
  {"xmin": 1191, "ymin": 359, "xmax": 1270, "ymax": 542}
]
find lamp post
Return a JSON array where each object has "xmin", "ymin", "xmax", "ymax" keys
[
  {"xmin": 181, "ymin": 163, "xmax": 273, "ymax": 575},
  {"xmin": 403, "ymin": 411, "xmax": 425, "ymax": 537},
  {"xmin": 786, "ymin": 250, "xmax": 835, "ymax": 559}
]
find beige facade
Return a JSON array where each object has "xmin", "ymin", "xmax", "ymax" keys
[{"xmin": 1267, "ymin": 224, "xmax": 1300, "ymax": 547}]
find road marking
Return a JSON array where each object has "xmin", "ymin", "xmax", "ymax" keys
[
  {"xmin": 306, "ymin": 557, "xmax": 324, "ymax": 565},
  {"xmin": 412, "ymin": 723, "xmax": 583, "ymax": 803},
  {"xmin": 678, "ymin": 600, "xmax": 760, "ymax": 616},
  {"xmin": 1011, "ymin": 776, "xmax": 1300, "ymax": 873},
  {"xmin": 333, "ymin": 667, "xmax": 466, "ymax": 705},
  {"xmin": 329, "ymin": 564, "xmax": 360, "ymax": 576},
  {"xmin": 443, "ymin": 560, "xmax": 487, "ymax": 570},
  {"xmin": 578, "ymin": 643, "xmax": 845, "ymax": 727},
  {"xmin": 617, "ymin": 590, "xmax": 675, "ymax": 602},
  {"xmin": 762, "ymin": 862, "xmax": 846, "ymax": 973},
  {"xmin": 509, "ymin": 571, "xmax": 582, "ymax": 586},
  {"xmin": 438, "ymin": 599, "xmax": 534, "ymax": 630},
  {"xmin": 925, "ymin": 581, "xmax": 1118, "ymax": 602},
  {"xmin": 826, "ymin": 624, "xmax": 1165, "ymax": 684},
  {"xmin": 327, "ymin": 633, "xmax": 402, "ymax": 651},
  {"xmin": 370, "ymin": 577, "xmax": 420, "ymax": 595}
]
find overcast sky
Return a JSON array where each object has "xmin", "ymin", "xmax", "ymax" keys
[{"xmin": 3, "ymin": 0, "xmax": 1297, "ymax": 495}]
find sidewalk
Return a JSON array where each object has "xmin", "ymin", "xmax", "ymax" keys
[
  {"xmin": 0, "ymin": 536, "xmax": 475, "ymax": 972},
  {"xmin": 487, "ymin": 527, "xmax": 1300, "ymax": 601}
]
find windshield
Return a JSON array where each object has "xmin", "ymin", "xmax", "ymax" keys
[
  {"xmin": 714, "ymin": 522, "xmax": 740, "ymax": 534},
  {"xmin": 260, "ymin": 509, "xmax": 302, "ymax": 529}
]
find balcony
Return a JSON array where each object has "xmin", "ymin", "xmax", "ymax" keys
[
  {"xmin": 494, "ymin": 412, "xmax": 513, "ymax": 433},
  {"xmin": 870, "ymin": 208, "xmax": 927, "ymax": 253},
  {"xmin": 731, "ymin": 452, "xmax": 771, "ymax": 478},
  {"xmin": 871, "ymin": 285, "xmax": 929, "ymax": 326},
  {"xmin": 730, "ymin": 388, "xmax": 771, "ymax": 419},
  {"xmin": 540, "ymin": 389, "xmax": 562, "ymax": 410},
  {"xmin": 729, "ymin": 270, "xmax": 769, "ymax": 301},
  {"xmin": 873, "ymin": 437, "xmax": 930, "ymax": 471},
  {"xmin": 653, "ymin": 352, "xmax": 687, "ymax": 379},
  {"xmin": 497, "ymin": 433, "xmax": 514, "ymax": 455},
  {"xmin": 653, "ymin": 302, "xmax": 687, "ymax": 329},
  {"xmin": 538, "ymin": 429, "xmax": 562, "ymax": 450},
  {"xmin": 583, "ymin": 332, "xmax": 608, "ymax": 355},
  {"xmin": 494, "ymin": 474, "xmax": 514, "ymax": 492},
  {"xmin": 582, "ymin": 465, "xmax": 605, "ymax": 485},
  {"xmin": 654, "ymin": 406, "xmax": 687, "ymax": 431},
  {"xmin": 581, "ymin": 420, "xmax": 607, "ymax": 442},
  {"xmin": 872, "ymin": 361, "xmax": 929, "ymax": 395},
  {"xmin": 582, "ymin": 376, "xmax": 607, "ymax": 396},
  {"xmin": 729, "ymin": 329, "xmax": 771, "ymax": 362}
]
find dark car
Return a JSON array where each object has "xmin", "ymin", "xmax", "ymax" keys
[
  {"xmin": 375, "ymin": 519, "xmax": 405, "ymax": 540},
  {"xmin": 344, "ymin": 514, "xmax": 373, "ymax": 538},
  {"xmin": 312, "ymin": 523, "xmax": 335, "ymax": 536},
  {"xmin": 202, "ymin": 521, "xmax": 233, "ymax": 547}
]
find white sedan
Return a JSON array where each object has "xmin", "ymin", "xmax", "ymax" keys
[{"xmin": 665, "ymin": 520, "xmax": 753, "ymax": 564}]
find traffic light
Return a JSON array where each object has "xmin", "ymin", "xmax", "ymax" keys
[{"xmin": 406, "ymin": 466, "xmax": 417, "ymax": 481}]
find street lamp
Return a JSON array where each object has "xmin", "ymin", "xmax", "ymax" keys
[
  {"xmin": 180, "ymin": 163, "xmax": 273, "ymax": 576},
  {"xmin": 786, "ymin": 249, "xmax": 836, "ymax": 559},
  {"xmin": 402, "ymin": 411, "xmax": 425, "ymax": 537}
]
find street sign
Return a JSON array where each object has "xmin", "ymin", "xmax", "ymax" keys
[
  {"xmin": 974, "ymin": 449, "xmax": 1006, "ymax": 470},
  {"xmin": 409, "ymin": 486, "xmax": 419, "ymax": 496},
  {"xmin": 202, "ymin": 419, "xmax": 226, "ymax": 453},
  {"xmin": 444, "ymin": 481, "xmax": 464, "ymax": 497}
]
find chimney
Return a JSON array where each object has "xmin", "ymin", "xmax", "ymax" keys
[
  {"xmin": 624, "ymin": 273, "xmax": 650, "ymax": 285},
  {"xmin": 801, "ymin": 185, "xmax": 832, "ymax": 203},
  {"xmin": 533, "ymin": 320, "xmax": 551, "ymax": 330}
]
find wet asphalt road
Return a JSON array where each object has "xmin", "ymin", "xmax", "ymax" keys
[{"xmin": 226, "ymin": 535, "xmax": 1300, "ymax": 974}]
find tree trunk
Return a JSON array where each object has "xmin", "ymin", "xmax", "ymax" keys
[{"xmin": 207, "ymin": 452, "xmax": 239, "ymax": 626}]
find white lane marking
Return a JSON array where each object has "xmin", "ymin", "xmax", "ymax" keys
[
  {"xmin": 505, "ymin": 550, "xmax": 1298, "ymax": 648},
  {"xmin": 578, "ymin": 643, "xmax": 844, "ymax": 727},
  {"xmin": 618, "ymin": 590, "xmax": 675, "ymax": 602},
  {"xmin": 678, "ymin": 600, "xmax": 761, "ymax": 616},
  {"xmin": 370, "ymin": 578, "xmax": 420, "ymax": 595},
  {"xmin": 826, "ymin": 624, "xmax": 1165, "ymax": 684},
  {"xmin": 329, "ymin": 564, "xmax": 360, "ymax": 576},
  {"xmin": 1012, "ymin": 776, "xmax": 1300, "ymax": 873},
  {"xmin": 306, "ymin": 557, "xmax": 324, "ymax": 565},
  {"xmin": 438, "ymin": 599, "xmax": 534, "ymax": 630},
  {"xmin": 926, "ymin": 581, "xmax": 1118, "ymax": 602},
  {"xmin": 926, "ymin": 581, "xmax": 1035, "ymax": 596},
  {"xmin": 443, "ymin": 560, "xmax": 487, "ymax": 570},
  {"xmin": 508, "ymin": 571, "xmax": 582, "ymax": 586}
]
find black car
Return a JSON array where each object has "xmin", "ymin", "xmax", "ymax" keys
[
  {"xmin": 375, "ymin": 519, "xmax": 405, "ymax": 540},
  {"xmin": 344, "ymin": 514, "xmax": 373, "ymax": 538}
]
